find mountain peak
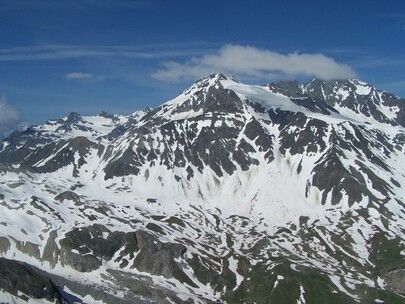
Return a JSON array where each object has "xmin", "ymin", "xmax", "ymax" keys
[
  {"xmin": 203, "ymin": 72, "xmax": 230, "ymax": 81},
  {"xmin": 303, "ymin": 77, "xmax": 376, "ymax": 98},
  {"xmin": 66, "ymin": 111, "xmax": 82, "ymax": 123},
  {"xmin": 192, "ymin": 73, "xmax": 239, "ymax": 87},
  {"xmin": 0, "ymin": 74, "xmax": 404, "ymax": 303}
]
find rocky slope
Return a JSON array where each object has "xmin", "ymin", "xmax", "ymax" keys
[{"xmin": 0, "ymin": 73, "xmax": 404, "ymax": 303}]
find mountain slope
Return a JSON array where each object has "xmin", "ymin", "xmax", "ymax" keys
[{"xmin": 0, "ymin": 73, "xmax": 404, "ymax": 303}]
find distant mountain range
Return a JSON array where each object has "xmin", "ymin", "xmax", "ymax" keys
[{"xmin": 0, "ymin": 73, "xmax": 404, "ymax": 303}]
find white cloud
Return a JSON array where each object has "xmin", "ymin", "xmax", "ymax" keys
[
  {"xmin": 0, "ymin": 97, "xmax": 24, "ymax": 138},
  {"xmin": 0, "ymin": 97, "xmax": 20, "ymax": 127},
  {"xmin": 152, "ymin": 44, "xmax": 356, "ymax": 82},
  {"xmin": 65, "ymin": 72, "xmax": 94, "ymax": 79}
]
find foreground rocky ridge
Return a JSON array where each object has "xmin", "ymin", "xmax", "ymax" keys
[{"xmin": 0, "ymin": 73, "xmax": 404, "ymax": 303}]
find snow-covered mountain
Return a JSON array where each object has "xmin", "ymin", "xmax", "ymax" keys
[{"xmin": 0, "ymin": 73, "xmax": 404, "ymax": 303}]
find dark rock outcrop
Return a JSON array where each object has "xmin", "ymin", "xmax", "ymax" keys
[
  {"xmin": 0, "ymin": 257, "xmax": 63, "ymax": 303},
  {"xmin": 384, "ymin": 268, "xmax": 405, "ymax": 295}
]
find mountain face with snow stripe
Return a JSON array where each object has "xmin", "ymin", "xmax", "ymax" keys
[
  {"xmin": 0, "ymin": 73, "xmax": 404, "ymax": 303},
  {"xmin": 267, "ymin": 78, "xmax": 405, "ymax": 127}
]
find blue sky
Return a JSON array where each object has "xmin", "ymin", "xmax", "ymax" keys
[{"xmin": 0, "ymin": 0, "xmax": 404, "ymax": 134}]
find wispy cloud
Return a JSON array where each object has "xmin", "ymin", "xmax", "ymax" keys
[
  {"xmin": 377, "ymin": 79, "xmax": 405, "ymax": 95},
  {"xmin": 65, "ymin": 72, "xmax": 94, "ymax": 79},
  {"xmin": 351, "ymin": 55, "xmax": 405, "ymax": 69},
  {"xmin": 76, "ymin": 0, "xmax": 151, "ymax": 9},
  {"xmin": 0, "ymin": 0, "xmax": 151, "ymax": 10},
  {"xmin": 0, "ymin": 97, "xmax": 25, "ymax": 138},
  {"xmin": 152, "ymin": 44, "xmax": 357, "ymax": 82},
  {"xmin": 390, "ymin": 14, "xmax": 405, "ymax": 30},
  {"xmin": 0, "ymin": 97, "xmax": 20, "ymax": 126},
  {"xmin": 0, "ymin": 44, "xmax": 216, "ymax": 62},
  {"xmin": 0, "ymin": 45, "xmax": 108, "ymax": 61}
]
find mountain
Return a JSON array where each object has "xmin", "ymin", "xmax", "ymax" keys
[{"xmin": 0, "ymin": 73, "xmax": 404, "ymax": 303}]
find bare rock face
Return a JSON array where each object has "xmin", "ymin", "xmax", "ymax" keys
[
  {"xmin": 0, "ymin": 237, "xmax": 10, "ymax": 254},
  {"xmin": 384, "ymin": 268, "xmax": 405, "ymax": 295},
  {"xmin": 42, "ymin": 230, "xmax": 60, "ymax": 268},
  {"xmin": 132, "ymin": 231, "xmax": 196, "ymax": 287},
  {"xmin": 58, "ymin": 224, "xmax": 137, "ymax": 272},
  {"xmin": 0, "ymin": 257, "xmax": 63, "ymax": 303},
  {"xmin": 54, "ymin": 190, "xmax": 81, "ymax": 204},
  {"xmin": 41, "ymin": 224, "xmax": 193, "ymax": 283}
]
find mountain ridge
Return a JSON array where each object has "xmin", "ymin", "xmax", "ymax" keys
[{"xmin": 0, "ymin": 73, "xmax": 404, "ymax": 303}]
